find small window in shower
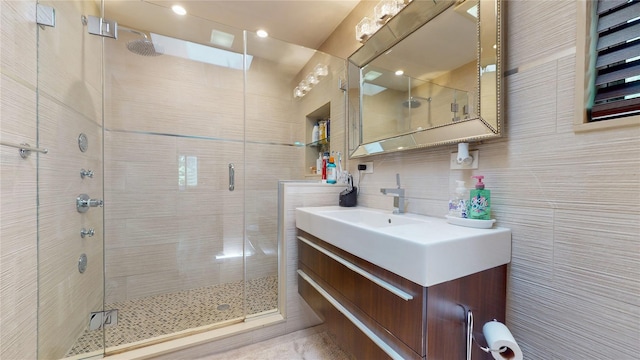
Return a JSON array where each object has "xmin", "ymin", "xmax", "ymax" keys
[{"xmin": 178, "ymin": 155, "xmax": 198, "ymax": 190}]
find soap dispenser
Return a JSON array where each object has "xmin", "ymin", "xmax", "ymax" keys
[
  {"xmin": 469, "ymin": 175, "xmax": 491, "ymax": 220},
  {"xmin": 448, "ymin": 180, "xmax": 469, "ymax": 218}
]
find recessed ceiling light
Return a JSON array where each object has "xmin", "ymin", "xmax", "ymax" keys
[
  {"xmin": 256, "ymin": 29, "xmax": 268, "ymax": 38},
  {"xmin": 395, "ymin": 70, "xmax": 404, "ymax": 76},
  {"xmin": 172, "ymin": 5, "xmax": 187, "ymax": 16}
]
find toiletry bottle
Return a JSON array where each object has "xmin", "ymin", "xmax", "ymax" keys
[
  {"xmin": 321, "ymin": 152, "xmax": 329, "ymax": 182},
  {"xmin": 448, "ymin": 180, "xmax": 469, "ymax": 218},
  {"xmin": 327, "ymin": 156, "xmax": 337, "ymax": 184},
  {"xmin": 318, "ymin": 120, "xmax": 327, "ymax": 144},
  {"xmin": 316, "ymin": 152, "xmax": 322, "ymax": 175},
  {"xmin": 326, "ymin": 118, "xmax": 330, "ymax": 140},
  {"xmin": 336, "ymin": 152, "xmax": 343, "ymax": 182},
  {"xmin": 312, "ymin": 123, "xmax": 319, "ymax": 143},
  {"xmin": 469, "ymin": 175, "xmax": 491, "ymax": 220}
]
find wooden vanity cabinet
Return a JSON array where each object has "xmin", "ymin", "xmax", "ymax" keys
[{"xmin": 297, "ymin": 230, "xmax": 507, "ymax": 360}]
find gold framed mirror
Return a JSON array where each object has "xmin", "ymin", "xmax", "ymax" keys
[{"xmin": 348, "ymin": 0, "xmax": 503, "ymax": 157}]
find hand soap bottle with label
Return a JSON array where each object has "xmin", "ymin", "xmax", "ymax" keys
[
  {"xmin": 448, "ymin": 180, "xmax": 469, "ymax": 218},
  {"xmin": 469, "ymin": 175, "xmax": 491, "ymax": 220}
]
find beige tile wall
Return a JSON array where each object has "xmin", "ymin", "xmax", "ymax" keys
[
  {"xmin": 0, "ymin": 2, "xmax": 38, "ymax": 359},
  {"xmin": 1, "ymin": 0, "xmax": 104, "ymax": 359},
  {"xmin": 36, "ymin": 1, "xmax": 105, "ymax": 358},
  {"xmin": 326, "ymin": 1, "xmax": 640, "ymax": 358}
]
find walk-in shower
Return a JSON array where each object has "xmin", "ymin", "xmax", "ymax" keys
[{"xmin": 34, "ymin": 1, "xmax": 340, "ymax": 358}]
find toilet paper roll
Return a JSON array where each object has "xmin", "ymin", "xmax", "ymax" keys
[{"xmin": 482, "ymin": 321, "xmax": 523, "ymax": 360}]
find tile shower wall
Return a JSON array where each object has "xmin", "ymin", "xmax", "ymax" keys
[
  {"xmin": 37, "ymin": 2, "xmax": 104, "ymax": 358},
  {"xmin": 1, "ymin": 1, "xmax": 104, "ymax": 359},
  {"xmin": 327, "ymin": 1, "xmax": 640, "ymax": 359},
  {"xmin": 0, "ymin": 2, "xmax": 38, "ymax": 359}
]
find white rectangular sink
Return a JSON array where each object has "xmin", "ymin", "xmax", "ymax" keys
[{"xmin": 296, "ymin": 206, "xmax": 511, "ymax": 287}]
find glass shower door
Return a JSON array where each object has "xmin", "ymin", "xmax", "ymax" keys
[
  {"xmin": 101, "ymin": 3, "xmax": 249, "ymax": 351},
  {"xmin": 36, "ymin": 0, "xmax": 106, "ymax": 359}
]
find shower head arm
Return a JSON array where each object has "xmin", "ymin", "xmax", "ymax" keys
[{"xmin": 118, "ymin": 26, "xmax": 149, "ymax": 40}]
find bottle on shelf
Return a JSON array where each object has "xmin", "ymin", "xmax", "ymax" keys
[
  {"xmin": 316, "ymin": 152, "xmax": 322, "ymax": 175},
  {"xmin": 327, "ymin": 156, "xmax": 337, "ymax": 184},
  {"xmin": 321, "ymin": 152, "xmax": 329, "ymax": 181},
  {"xmin": 325, "ymin": 118, "xmax": 330, "ymax": 143},
  {"xmin": 318, "ymin": 120, "xmax": 327, "ymax": 144},
  {"xmin": 312, "ymin": 123, "xmax": 319, "ymax": 144}
]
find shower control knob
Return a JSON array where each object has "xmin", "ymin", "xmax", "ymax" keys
[
  {"xmin": 80, "ymin": 169, "xmax": 94, "ymax": 179},
  {"xmin": 76, "ymin": 194, "xmax": 104, "ymax": 213},
  {"xmin": 80, "ymin": 228, "xmax": 95, "ymax": 238}
]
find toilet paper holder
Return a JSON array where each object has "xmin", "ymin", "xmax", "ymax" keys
[{"xmin": 463, "ymin": 307, "xmax": 510, "ymax": 360}]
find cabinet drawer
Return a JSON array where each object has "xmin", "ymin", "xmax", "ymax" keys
[{"xmin": 298, "ymin": 231, "xmax": 427, "ymax": 356}]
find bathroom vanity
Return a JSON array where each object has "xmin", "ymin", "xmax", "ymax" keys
[{"xmin": 295, "ymin": 206, "xmax": 511, "ymax": 359}]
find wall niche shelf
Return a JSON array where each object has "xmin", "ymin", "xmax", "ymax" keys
[{"xmin": 305, "ymin": 102, "xmax": 331, "ymax": 178}]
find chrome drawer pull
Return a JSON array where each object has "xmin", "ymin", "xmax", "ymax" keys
[
  {"xmin": 297, "ymin": 236, "xmax": 413, "ymax": 301},
  {"xmin": 297, "ymin": 269, "xmax": 404, "ymax": 360}
]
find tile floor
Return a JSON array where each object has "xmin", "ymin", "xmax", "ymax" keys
[
  {"xmin": 199, "ymin": 325, "xmax": 354, "ymax": 360},
  {"xmin": 65, "ymin": 276, "xmax": 277, "ymax": 357}
]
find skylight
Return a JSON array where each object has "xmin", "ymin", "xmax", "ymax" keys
[{"xmin": 150, "ymin": 33, "xmax": 252, "ymax": 70}]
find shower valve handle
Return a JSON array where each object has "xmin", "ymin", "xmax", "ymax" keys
[
  {"xmin": 77, "ymin": 194, "xmax": 103, "ymax": 213},
  {"xmin": 80, "ymin": 228, "xmax": 95, "ymax": 238},
  {"xmin": 80, "ymin": 169, "xmax": 94, "ymax": 179}
]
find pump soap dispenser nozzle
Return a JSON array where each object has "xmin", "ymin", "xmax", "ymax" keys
[{"xmin": 471, "ymin": 175, "xmax": 485, "ymax": 189}]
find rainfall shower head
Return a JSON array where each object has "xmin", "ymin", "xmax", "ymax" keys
[
  {"xmin": 403, "ymin": 98, "xmax": 422, "ymax": 108},
  {"xmin": 402, "ymin": 96, "xmax": 431, "ymax": 109},
  {"xmin": 126, "ymin": 38, "xmax": 163, "ymax": 56},
  {"xmin": 120, "ymin": 26, "xmax": 163, "ymax": 57}
]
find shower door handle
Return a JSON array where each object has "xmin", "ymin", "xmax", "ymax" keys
[{"xmin": 228, "ymin": 163, "xmax": 235, "ymax": 191}]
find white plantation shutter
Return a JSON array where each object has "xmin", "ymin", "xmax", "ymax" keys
[{"xmin": 590, "ymin": 0, "xmax": 640, "ymax": 121}]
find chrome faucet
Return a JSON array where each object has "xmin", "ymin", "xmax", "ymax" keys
[{"xmin": 380, "ymin": 173, "xmax": 405, "ymax": 214}]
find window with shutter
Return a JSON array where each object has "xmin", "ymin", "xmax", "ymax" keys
[
  {"xmin": 590, "ymin": 0, "xmax": 640, "ymax": 121},
  {"xmin": 575, "ymin": 0, "xmax": 640, "ymax": 130}
]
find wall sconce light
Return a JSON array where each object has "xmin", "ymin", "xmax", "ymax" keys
[
  {"xmin": 314, "ymin": 64, "xmax": 329, "ymax": 77},
  {"xmin": 306, "ymin": 73, "xmax": 319, "ymax": 85},
  {"xmin": 294, "ymin": 64, "xmax": 329, "ymax": 99},
  {"xmin": 293, "ymin": 87, "xmax": 304, "ymax": 98},
  {"xmin": 357, "ymin": 0, "xmax": 409, "ymax": 43},
  {"xmin": 375, "ymin": 0, "xmax": 398, "ymax": 23},
  {"xmin": 356, "ymin": 17, "xmax": 377, "ymax": 42}
]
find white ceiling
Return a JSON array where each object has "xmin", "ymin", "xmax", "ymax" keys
[{"xmin": 105, "ymin": 0, "xmax": 361, "ymax": 50}]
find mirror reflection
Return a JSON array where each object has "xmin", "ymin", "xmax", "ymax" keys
[{"xmin": 349, "ymin": 0, "xmax": 503, "ymax": 158}]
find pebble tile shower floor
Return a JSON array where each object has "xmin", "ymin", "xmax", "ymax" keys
[{"xmin": 65, "ymin": 276, "xmax": 277, "ymax": 357}]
